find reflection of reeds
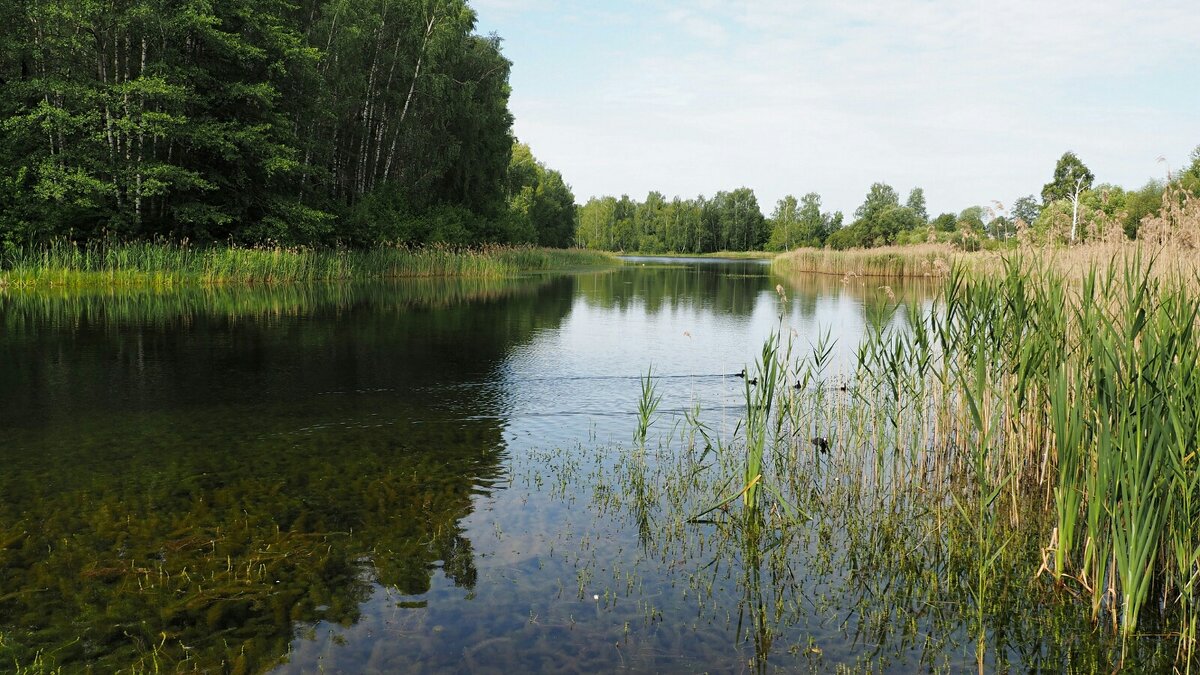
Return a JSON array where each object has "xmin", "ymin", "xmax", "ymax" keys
[
  {"xmin": 0, "ymin": 241, "xmax": 616, "ymax": 288},
  {"xmin": 0, "ymin": 275, "xmax": 559, "ymax": 330}
]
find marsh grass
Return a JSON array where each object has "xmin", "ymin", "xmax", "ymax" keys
[
  {"xmin": 0, "ymin": 241, "xmax": 616, "ymax": 288},
  {"xmin": 632, "ymin": 247, "xmax": 1200, "ymax": 669},
  {"xmin": 772, "ymin": 243, "xmax": 966, "ymax": 279}
]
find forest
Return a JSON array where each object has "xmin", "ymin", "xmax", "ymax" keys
[
  {"xmin": 1, "ymin": 1, "xmax": 1195, "ymax": 259},
  {"xmin": 576, "ymin": 148, "xmax": 1200, "ymax": 254},
  {"xmin": 0, "ymin": 0, "xmax": 576, "ymax": 250}
]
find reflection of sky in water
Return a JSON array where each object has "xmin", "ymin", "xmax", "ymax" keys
[
  {"xmin": 267, "ymin": 262, "xmax": 949, "ymax": 673},
  {"xmin": 0, "ymin": 265, "xmax": 962, "ymax": 674},
  {"xmin": 498, "ymin": 272, "xmax": 914, "ymax": 451}
]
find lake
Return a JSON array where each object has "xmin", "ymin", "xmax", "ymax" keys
[{"xmin": 0, "ymin": 258, "xmax": 1143, "ymax": 672}]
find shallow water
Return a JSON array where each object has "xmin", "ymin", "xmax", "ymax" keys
[{"xmin": 0, "ymin": 260, "xmax": 1147, "ymax": 672}]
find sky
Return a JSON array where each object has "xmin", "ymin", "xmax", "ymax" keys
[{"xmin": 472, "ymin": 0, "xmax": 1200, "ymax": 218}]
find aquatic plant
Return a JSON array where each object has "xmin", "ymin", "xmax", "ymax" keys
[
  {"xmin": 772, "ymin": 243, "xmax": 963, "ymax": 279},
  {"xmin": 0, "ymin": 240, "xmax": 617, "ymax": 288},
  {"xmin": 664, "ymin": 247, "xmax": 1200, "ymax": 668},
  {"xmin": 634, "ymin": 367, "xmax": 661, "ymax": 446}
]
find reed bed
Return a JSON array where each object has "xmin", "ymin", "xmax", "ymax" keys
[
  {"xmin": 774, "ymin": 193, "xmax": 1200, "ymax": 290},
  {"xmin": 772, "ymin": 243, "xmax": 972, "ymax": 279},
  {"xmin": 0, "ymin": 241, "xmax": 616, "ymax": 288},
  {"xmin": 645, "ymin": 249, "xmax": 1200, "ymax": 670}
]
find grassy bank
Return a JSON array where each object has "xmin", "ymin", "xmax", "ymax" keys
[{"xmin": 0, "ymin": 242, "xmax": 617, "ymax": 288}]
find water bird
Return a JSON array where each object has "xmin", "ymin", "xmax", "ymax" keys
[
  {"xmin": 810, "ymin": 437, "xmax": 830, "ymax": 454},
  {"xmin": 747, "ymin": 377, "xmax": 758, "ymax": 386},
  {"xmin": 735, "ymin": 368, "xmax": 747, "ymax": 378},
  {"xmin": 793, "ymin": 380, "xmax": 803, "ymax": 390}
]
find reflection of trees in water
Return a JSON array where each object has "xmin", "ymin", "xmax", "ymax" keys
[
  {"xmin": 577, "ymin": 261, "xmax": 772, "ymax": 317},
  {"xmin": 0, "ymin": 276, "xmax": 578, "ymax": 673},
  {"xmin": 0, "ymin": 276, "xmax": 576, "ymax": 431}
]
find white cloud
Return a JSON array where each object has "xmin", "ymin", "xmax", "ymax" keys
[{"xmin": 499, "ymin": 0, "xmax": 1200, "ymax": 214}]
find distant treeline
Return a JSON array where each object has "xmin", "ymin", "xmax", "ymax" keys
[
  {"xmin": 576, "ymin": 147, "xmax": 1200, "ymax": 253},
  {"xmin": 0, "ymin": 0, "xmax": 575, "ymax": 250}
]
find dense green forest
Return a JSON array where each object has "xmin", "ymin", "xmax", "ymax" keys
[
  {"xmin": 0, "ymin": 0, "xmax": 575, "ymax": 250},
  {"xmin": 576, "ymin": 147, "xmax": 1200, "ymax": 253}
]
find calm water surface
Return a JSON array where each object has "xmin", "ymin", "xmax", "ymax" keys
[{"xmin": 0, "ymin": 260, "xmax": 1016, "ymax": 673}]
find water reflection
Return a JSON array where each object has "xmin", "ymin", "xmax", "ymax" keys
[
  {"xmin": 0, "ymin": 261, "xmax": 954, "ymax": 673},
  {"xmin": 0, "ymin": 275, "xmax": 578, "ymax": 672},
  {"xmin": 581, "ymin": 258, "xmax": 772, "ymax": 316}
]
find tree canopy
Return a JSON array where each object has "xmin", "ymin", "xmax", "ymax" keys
[
  {"xmin": 0, "ymin": 0, "xmax": 570, "ymax": 249},
  {"xmin": 1041, "ymin": 152, "xmax": 1095, "ymax": 205},
  {"xmin": 575, "ymin": 188, "xmax": 770, "ymax": 254}
]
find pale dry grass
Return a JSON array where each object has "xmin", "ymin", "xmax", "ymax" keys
[
  {"xmin": 772, "ymin": 243, "xmax": 989, "ymax": 280},
  {"xmin": 774, "ymin": 184, "xmax": 1200, "ymax": 290},
  {"xmin": 1012, "ymin": 184, "xmax": 1200, "ymax": 289}
]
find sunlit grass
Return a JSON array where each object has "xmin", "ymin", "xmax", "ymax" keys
[
  {"xmin": 772, "ymin": 243, "xmax": 967, "ymax": 279},
  {"xmin": 0, "ymin": 241, "xmax": 617, "ymax": 288}
]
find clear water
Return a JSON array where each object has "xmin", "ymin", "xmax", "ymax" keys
[{"xmin": 0, "ymin": 260, "xmax": 1138, "ymax": 673}]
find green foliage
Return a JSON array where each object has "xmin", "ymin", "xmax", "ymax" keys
[
  {"xmin": 1011, "ymin": 195, "xmax": 1041, "ymax": 227},
  {"xmin": 0, "ymin": 240, "xmax": 616, "ymax": 287},
  {"xmin": 1180, "ymin": 145, "xmax": 1200, "ymax": 197},
  {"xmin": 853, "ymin": 182, "xmax": 901, "ymax": 223},
  {"xmin": 767, "ymin": 193, "xmax": 836, "ymax": 250},
  {"xmin": 957, "ymin": 206, "xmax": 986, "ymax": 232},
  {"xmin": 1042, "ymin": 151, "xmax": 1095, "ymax": 205},
  {"xmin": 827, "ymin": 182, "xmax": 923, "ymax": 249},
  {"xmin": 505, "ymin": 142, "xmax": 577, "ymax": 247},
  {"xmin": 987, "ymin": 216, "xmax": 1013, "ymax": 240},
  {"xmin": 1122, "ymin": 181, "xmax": 1166, "ymax": 239},
  {"xmin": 0, "ymin": 0, "xmax": 529, "ymax": 248},
  {"xmin": 931, "ymin": 212, "xmax": 957, "ymax": 232},
  {"xmin": 905, "ymin": 187, "xmax": 928, "ymax": 223},
  {"xmin": 575, "ymin": 188, "xmax": 768, "ymax": 254}
]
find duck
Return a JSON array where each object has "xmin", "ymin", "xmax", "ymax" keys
[{"xmin": 810, "ymin": 437, "xmax": 830, "ymax": 454}]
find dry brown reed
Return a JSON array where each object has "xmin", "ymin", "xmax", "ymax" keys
[
  {"xmin": 773, "ymin": 243, "xmax": 973, "ymax": 279},
  {"xmin": 774, "ymin": 184, "xmax": 1200, "ymax": 291}
]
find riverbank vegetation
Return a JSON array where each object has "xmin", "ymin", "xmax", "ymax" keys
[
  {"xmin": 773, "ymin": 199, "xmax": 1200, "ymax": 285},
  {"xmin": 0, "ymin": 241, "xmax": 614, "ymax": 288},
  {"xmin": 575, "ymin": 147, "xmax": 1200, "ymax": 257}
]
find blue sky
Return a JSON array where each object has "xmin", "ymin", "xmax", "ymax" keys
[{"xmin": 474, "ymin": 1, "xmax": 1199, "ymax": 218}]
